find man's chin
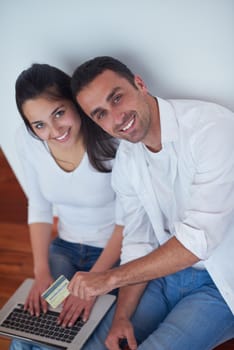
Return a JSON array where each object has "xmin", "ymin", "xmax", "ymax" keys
[{"xmin": 123, "ymin": 134, "xmax": 142, "ymax": 144}]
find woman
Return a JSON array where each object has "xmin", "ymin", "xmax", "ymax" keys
[{"xmin": 10, "ymin": 63, "xmax": 123, "ymax": 350}]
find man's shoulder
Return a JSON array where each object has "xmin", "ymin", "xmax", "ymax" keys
[
  {"xmin": 118, "ymin": 139, "xmax": 134, "ymax": 150},
  {"xmin": 169, "ymin": 98, "xmax": 233, "ymax": 119},
  {"xmin": 116, "ymin": 140, "xmax": 141, "ymax": 159},
  {"xmin": 112, "ymin": 140, "xmax": 141, "ymax": 175},
  {"xmin": 166, "ymin": 98, "xmax": 234, "ymax": 134}
]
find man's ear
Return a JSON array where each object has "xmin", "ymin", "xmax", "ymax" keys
[{"xmin": 134, "ymin": 75, "xmax": 148, "ymax": 93}]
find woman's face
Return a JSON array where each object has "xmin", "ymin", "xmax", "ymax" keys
[{"xmin": 22, "ymin": 96, "xmax": 82, "ymax": 148}]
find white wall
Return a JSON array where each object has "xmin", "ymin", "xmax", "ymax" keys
[{"xmin": 1, "ymin": 0, "xmax": 233, "ymax": 191}]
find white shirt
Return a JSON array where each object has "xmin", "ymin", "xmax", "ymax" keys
[
  {"xmin": 16, "ymin": 124, "xmax": 122, "ymax": 248},
  {"xmin": 112, "ymin": 97, "xmax": 234, "ymax": 314}
]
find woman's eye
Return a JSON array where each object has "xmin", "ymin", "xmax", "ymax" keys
[
  {"xmin": 55, "ymin": 110, "xmax": 64, "ymax": 118},
  {"xmin": 35, "ymin": 122, "xmax": 44, "ymax": 129}
]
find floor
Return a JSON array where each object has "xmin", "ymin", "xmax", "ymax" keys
[{"xmin": 0, "ymin": 148, "xmax": 233, "ymax": 350}]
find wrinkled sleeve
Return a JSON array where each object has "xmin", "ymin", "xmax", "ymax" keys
[
  {"xmin": 175, "ymin": 106, "xmax": 234, "ymax": 260},
  {"xmin": 15, "ymin": 127, "xmax": 53, "ymax": 224},
  {"xmin": 112, "ymin": 144, "xmax": 158, "ymax": 264},
  {"xmin": 115, "ymin": 195, "xmax": 124, "ymax": 226}
]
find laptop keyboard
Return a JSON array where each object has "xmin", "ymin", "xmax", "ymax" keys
[{"xmin": 1, "ymin": 303, "xmax": 85, "ymax": 343}]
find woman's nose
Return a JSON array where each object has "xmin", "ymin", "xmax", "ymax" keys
[{"xmin": 49, "ymin": 123, "xmax": 61, "ymax": 138}]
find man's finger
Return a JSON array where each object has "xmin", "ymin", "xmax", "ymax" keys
[{"xmin": 125, "ymin": 331, "xmax": 137, "ymax": 350}]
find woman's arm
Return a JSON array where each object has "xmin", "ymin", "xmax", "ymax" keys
[
  {"xmin": 29, "ymin": 222, "xmax": 52, "ymax": 277},
  {"xmin": 25, "ymin": 222, "xmax": 54, "ymax": 315},
  {"xmin": 90, "ymin": 224, "xmax": 123, "ymax": 272},
  {"xmin": 58, "ymin": 225, "xmax": 124, "ymax": 326}
]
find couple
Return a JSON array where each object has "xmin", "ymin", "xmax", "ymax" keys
[{"xmin": 11, "ymin": 56, "xmax": 234, "ymax": 350}]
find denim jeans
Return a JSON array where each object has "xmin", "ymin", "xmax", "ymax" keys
[
  {"xmin": 10, "ymin": 237, "xmax": 104, "ymax": 350},
  {"xmin": 81, "ymin": 267, "xmax": 234, "ymax": 350},
  {"xmin": 10, "ymin": 267, "xmax": 234, "ymax": 350},
  {"xmin": 48, "ymin": 237, "xmax": 103, "ymax": 279}
]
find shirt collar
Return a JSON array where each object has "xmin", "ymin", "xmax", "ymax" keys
[{"xmin": 157, "ymin": 97, "xmax": 179, "ymax": 144}]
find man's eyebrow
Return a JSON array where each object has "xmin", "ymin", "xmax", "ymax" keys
[
  {"xmin": 106, "ymin": 87, "xmax": 121, "ymax": 102},
  {"xmin": 90, "ymin": 107, "xmax": 103, "ymax": 119},
  {"xmin": 90, "ymin": 87, "xmax": 121, "ymax": 118}
]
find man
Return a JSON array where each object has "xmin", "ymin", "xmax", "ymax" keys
[{"xmin": 69, "ymin": 56, "xmax": 234, "ymax": 350}]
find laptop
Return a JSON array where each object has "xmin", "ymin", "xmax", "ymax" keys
[{"xmin": 0, "ymin": 279, "xmax": 115, "ymax": 349}]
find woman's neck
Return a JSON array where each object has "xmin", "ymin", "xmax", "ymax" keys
[{"xmin": 47, "ymin": 135, "xmax": 85, "ymax": 172}]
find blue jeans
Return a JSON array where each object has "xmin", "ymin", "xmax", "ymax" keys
[
  {"xmin": 10, "ymin": 267, "xmax": 234, "ymax": 350},
  {"xmin": 10, "ymin": 237, "xmax": 104, "ymax": 350},
  {"xmin": 82, "ymin": 267, "xmax": 234, "ymax": 350},
  {"xmin": 49, "ymin": 237, "xmax": 103, "ymax": 279}
]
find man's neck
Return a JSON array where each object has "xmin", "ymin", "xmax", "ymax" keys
[{"xmin": 144, "ymin": 95, "xmax": 162, "ymax": 152}]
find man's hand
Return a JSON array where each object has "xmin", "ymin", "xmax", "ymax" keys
[
  {"xmin": 57, "ymin": 294, "xmax": 96, "ymax": 327},
  {"xmin": 24, "ymin": 275, "xmax": 54, "ymax": 316},
  {"xmin": 105, "ymin": 317, "xmax": 137, "ymax": 350},
  {"xmin": 68, "ymin": 271, "xmax": 113, "ymax": 300}
]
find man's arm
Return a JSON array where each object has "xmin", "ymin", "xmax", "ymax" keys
[
  {"xmin": 68, "ymin": 236, "xmax": 199, "ymax": 299},
  {"xmin": 109, "ymin": 236, "xmax": 198, "ymax": 288},
  {"xmin": 105, "ymin": 284, "xmax": 147, "ymax": 350}
]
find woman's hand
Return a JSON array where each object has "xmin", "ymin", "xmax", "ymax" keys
[
  {"xmin": 24, "ymin": 275, "xmax": 54, "ymax": 316},
  {"xmin": 57, "ymin": 294, "xmax": 96, "ymax": 327}
]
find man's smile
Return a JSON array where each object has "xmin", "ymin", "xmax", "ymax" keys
[{"xmin": 119, "ymin": 113, "xmax": 136, "ymax": 133}]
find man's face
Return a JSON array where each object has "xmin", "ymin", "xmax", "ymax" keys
[{"xmin": 76, "ymin": 70, "xmax": 153, "ymax": 143}]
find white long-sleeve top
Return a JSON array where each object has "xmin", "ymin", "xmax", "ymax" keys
[
  {"xmin": 112, "ymin": 97, "xmax": 234, "ymax": 314},
  {"xmin": 16, "ymin": 124, "xmax": 122, "ymax": 248}
]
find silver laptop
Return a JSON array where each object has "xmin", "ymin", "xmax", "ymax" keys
[{"xmin": 0, "ymin": 279, "xmax": 115, "ymax": 349}]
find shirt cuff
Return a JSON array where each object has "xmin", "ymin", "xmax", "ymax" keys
[
  {"xmin": 28, "ymin": 207, "xmax": 53, "ymax": 224},
  {"xmin": 120, "ymin": 243, "xmax": 157, "ymax": 265},
  {"xmin": 174, "ymin": 221, "xmax": 208, "ymax": 259}
]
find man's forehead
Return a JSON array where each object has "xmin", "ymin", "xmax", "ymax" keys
[
  {"xmin": 75, "ymin": 80, "xmax": 108, "ymax": 116},
  {"xmin": 88, "ymin": 70, "xmax": 126, "ymax": 89},
  {"xmin": 77, "ymin": 71, "xmax": 123, "ymax": 100},
  {"xmin": 76, "ymin": 70, "xmax": 136, "ymax": 117}
]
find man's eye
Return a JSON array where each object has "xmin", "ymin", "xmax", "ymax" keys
[
  {"xmin": 97, "ymin": 111, "xmax": 105, "ymax": 120},
  {"xmin": 113, "ymin": 95, "xmax": 121, "ymax": 104}
]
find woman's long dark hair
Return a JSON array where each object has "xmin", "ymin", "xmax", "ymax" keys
[{"xmin": 15, "ymin": 63, "xmax": 117, "ymax": 172}]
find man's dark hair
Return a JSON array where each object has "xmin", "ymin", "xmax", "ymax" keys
[{"xmin": 71, "ymin": 56, "xmax": 136, "ymax": 98}]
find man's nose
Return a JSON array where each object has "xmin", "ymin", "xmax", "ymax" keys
[{"xmin": 112, "ymin": 109, "xmax": 125, "ymax": 125}]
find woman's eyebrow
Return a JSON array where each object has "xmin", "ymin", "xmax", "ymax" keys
[{"xmin": 31, "ymin": 105, "xmax": 64, "ymax": 124}]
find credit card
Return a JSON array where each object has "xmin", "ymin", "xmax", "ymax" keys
[{"xmin": 41, "ymin": 275, "xmax": 70, "ymax": 308}]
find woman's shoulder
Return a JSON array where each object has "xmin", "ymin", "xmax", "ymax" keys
[
  {"xmin": 16, "ymin": 123, "xmax": 35, "ymax": 143},
  {"xmin": 15, "ymin": 123, "xmax": 45, "ymax": 156}
]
